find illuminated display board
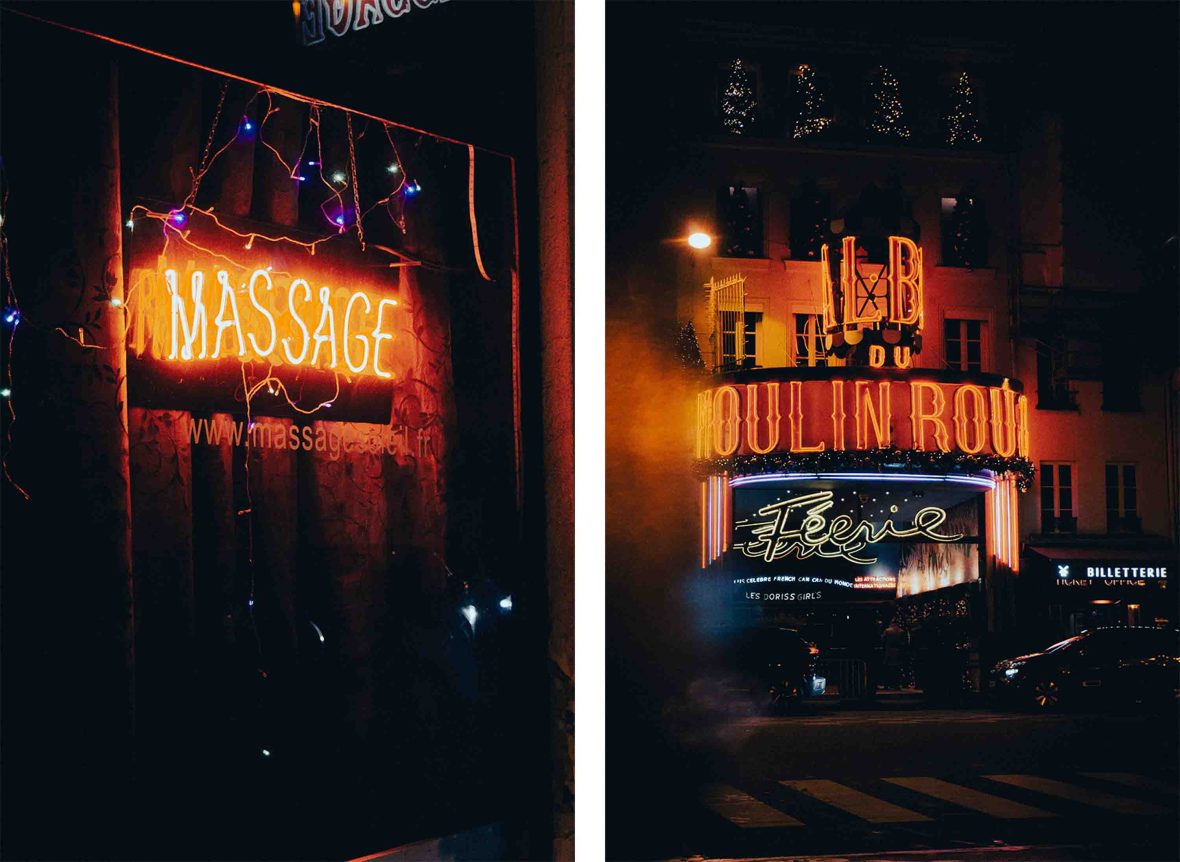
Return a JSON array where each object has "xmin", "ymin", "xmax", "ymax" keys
[
  {"xmin": 1054, "ymin": 563, "xmax": 1170, "ymax": 590},
  {"xmin": 727, "ymin": 483, "xmax": 981, "ymax": 604},
  {"xmin": 696, "ymin": 371, "xmax": 1029, "ymax": 460}
]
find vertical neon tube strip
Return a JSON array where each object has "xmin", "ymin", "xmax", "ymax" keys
[
  {"xmin": 1008, "ymin": 477, "xmax": 1020, "ymax": 572},
  {"xmin": 700, "ymin": 481, "xmax": 708, "ymax": 568},
  {"xmin": 984, "ymin": 486, "xmax": 996, "ymax": 565},
  {"xmin": 717, "ymin": 471, "xmax": 726, "ymax": 551},
  {"xmin": 1000, "ymin": 481, "xmax": 1010, "ymax": 570},
  {"xmin": 713, "ymin": 476, "xmax": 721, "ymax": 562}
]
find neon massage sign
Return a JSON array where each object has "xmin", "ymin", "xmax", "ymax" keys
[
  {"xmin": 127, "ymin": 261, "xmax": 402, "ymax": 380},
  {"xmin": 733, "ymin": 490, "xmax": 963, "ymax": 566}
]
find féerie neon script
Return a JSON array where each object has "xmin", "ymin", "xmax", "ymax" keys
[{"xmin": 733, "ymin": 490, "xmax": 963, "ymax": 566}]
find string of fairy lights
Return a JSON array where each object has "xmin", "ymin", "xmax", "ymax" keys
[
  {"xmin": 792, "ymin": 64, "xmax": 832, "ymax": 140},
  {"xmin": 869, "ymin": 67, "xmax": 911, "ymax": 141},
  {"xmin": 0, "ymin": 28, "xmax": 513, "ymax": 471},
  {"xmin": 947, "ymin": 72, "xmax": 984, "ymax": 147}
]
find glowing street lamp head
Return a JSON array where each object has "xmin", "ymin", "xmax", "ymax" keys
[{"xmin": 688, "ymin": 232, "xmax": 712, "ymax": 250}]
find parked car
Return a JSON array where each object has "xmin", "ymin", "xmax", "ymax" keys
[
  {"xmin": 724, "ymin": 626, "xmax": 826, "ymax": 714},
  {"xmin": 989, "ymin": 626, "xmax": 1180, "ymax": 710}
]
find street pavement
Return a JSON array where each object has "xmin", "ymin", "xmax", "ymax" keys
[{"xmin": 607, "ymin": 701, "xmax": 1178, "ymax": 861}]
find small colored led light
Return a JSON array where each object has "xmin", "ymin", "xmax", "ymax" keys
[
  {"xmin": 387, "ymin": 163, "xmax": 400, "ymax": 174},
  {"xmin": 0, "ymin": 388, "xmax": 11, "ymax": 399},
  {"xmin": 332, "ymin": 171, "xmax": 347, "ymax": 184},
  {"xmin": 334, "ymin": 215, "xmax": 345, "ymax": 225},
  {"xmin": 110, "ymin": 298, "xmax": 123, "ymax": 308}
]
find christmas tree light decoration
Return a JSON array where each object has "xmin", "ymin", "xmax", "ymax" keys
[
  {"xmin": 3, "ymin": 308, "xmax": 20, "ymax": 325},
  {"xmin": 387, "ymin": 163, "xmax": 400, "ymax": 174},
  {"xmin": 792, "ymin": 64, "xmax": 832, "ymax": 140},
  {"xmin": 721, "ymin": 58, "xmax": 757, "ymax": 135},
  {"xmin": 946, "ymin": 72, "xmax": 983, "ymax": 147},
  {"xmin": 0, "ymin": 388, "xmax": 11, "ymax": 399},
  {"xmin": 126, "ymin": 218, "xmax": 135, "ymax": 229},
  {"xmin": 110, "ymin": 298, "xmax": 123, "ymax": 308},
  {"xmin": 868, "ymin": 67, "xmax": 911, "ymax": 141},
  {"xmin": 331, "ymin": 170, "xmax": 347, "ymax": 184},
  {"xmin": 169, "ymin": 210, "xmax": 187, "ymax": 226},
  {"xmin": 674, "ymin": 321, "xmax": 707, "ymax": 372},
  {"xmin": 241, "ymin": 116, "xmax": 254, "ymax": 132}
]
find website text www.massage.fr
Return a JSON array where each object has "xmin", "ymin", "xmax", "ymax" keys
[{"xmin": 185, "ymin": 415, "xmax": 435, "ymax": 462}]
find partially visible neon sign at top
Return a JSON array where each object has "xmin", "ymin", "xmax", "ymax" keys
[
  {"xmin": 127, "ymin": 265, "xmax": 402, "ymax": 380},
  {"xmin": 297, "ymin": 0, "xmax": 449, "ymax": 47}
]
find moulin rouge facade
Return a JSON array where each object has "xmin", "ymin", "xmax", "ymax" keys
[{"xmin": 650, "ymin": 30, "xmax": 1177, "ymax": 645}]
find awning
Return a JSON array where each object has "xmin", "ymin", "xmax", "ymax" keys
[{"xmin": 1025, "ymin": 545, "xmax": 1174, "ymax": 593}]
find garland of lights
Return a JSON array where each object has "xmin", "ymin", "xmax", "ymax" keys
[
  {"xmin": 721, "ymin": 59, "xmax": 757, "ymax": 135},
  {"xmin": 868, "ymin": 67, "xmax": 911, "ymax": 141},
  {"xmin": 695, "ymin": 447, "xmax": 1034, "ymax": 491},
  {"xmin": 946, "ymin": 72, "xmax": 983, "ymax": 147},
  {"xmin": 792, "ymin": 64, "xmax": 832, "ymax": 140}
]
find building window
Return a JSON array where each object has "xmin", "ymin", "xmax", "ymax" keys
[
  {"xmin": 1101, "ymin": 338, "xmax": 1142, "ymax": 411},
  {"xmin": 794, "ymin": 313, "xmax": 829, "ymax": 367},
  {"xmin": 789, "ymin": 183, "xmax": 830, "ymax": 261},
  {"xmin": 1036, "ymin": 336, "xmax": 1076, "ymax": 409},
  {"xmin": 718, "ymin": 185, "xmax": 763, "ymax": 258},
  {"xmin": 944, "ymin": 318, "xmax": 984, "ymax": 372},
  {"xmin": 1040, "ymin": 462, "xmax": 1076, "ymax": 534},
  {"xmin": 1105, "ymin": 464, "xmax": 1139, "ymax": 533},
  {"xmin": 940, "ymin": 193, "xmax": 988, "ymax": 267},
  {"xmin": 720, "ymin": 311, "xmax": 761, "ymax": 370}
]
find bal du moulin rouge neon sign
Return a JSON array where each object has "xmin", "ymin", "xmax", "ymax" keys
[{"xmin": 697, "ymin": 234, "xmax": 1032, "ymax": 461}]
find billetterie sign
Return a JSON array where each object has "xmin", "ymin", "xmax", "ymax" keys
[
  {"xmin": 127, "ymin": 264, "xmax": 402, "ymax": 381},
  {"xmin": 697, "ymin": 374, "xmax": 1030, "ymax": 460}
]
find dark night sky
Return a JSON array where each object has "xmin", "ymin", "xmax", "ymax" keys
[
  {"xmin": 607, "ymin": 1, "xmax": 1180, "ymax": 256},
  {"xmin": 1, "ymin": 1, "xmax": 539, "ymax": 161}
]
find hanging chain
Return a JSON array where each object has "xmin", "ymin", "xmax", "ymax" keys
[{"xmin": 346, "ymin": 112, "xmax": 365, "ymax": 250}]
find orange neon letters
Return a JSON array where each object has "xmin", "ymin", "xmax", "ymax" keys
[
  {"xmin": 910, "ymin": 381, "xmax": 950, "ymax": 452},
  {"xmin": 131, "ymin": 266, "xmax": 401, "ymax": 380},
  {"xmin": 712, "ymin": 386, "xmax": 741, "ymax": 456},
  {"xmin": 854, "ymin": 380, "xmax": 891, "ymax": 449},
  {"xmin": 745, "ymin": 383, "xmax": 782, "ymax": 454}
]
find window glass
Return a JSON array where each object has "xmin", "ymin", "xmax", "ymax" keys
[{"xmin": 795, "ymin": 314, "xmax": 829, "ymax": 367}]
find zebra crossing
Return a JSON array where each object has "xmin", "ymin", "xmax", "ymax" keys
[
  {"xmin": 734, "ymin": 710, "xmax": 1065, "ymax": 729},
  {"xmin": 702, "ymin": 772, "xmax": 1176, "ymax": 829}
]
